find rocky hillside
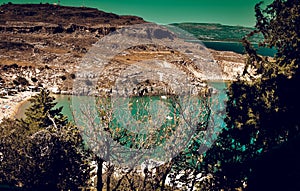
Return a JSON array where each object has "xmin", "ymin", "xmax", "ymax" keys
[
  {"xmin": 0, "ymin": 3, "xmax": 145, "ymax": 69},
  {"xmin": 0, "ymin": 3, "xmax": 147, "ymax": 92},
  {"xmin": 0, "ymin": 3, "xmax": 246, "ymax": 94}
]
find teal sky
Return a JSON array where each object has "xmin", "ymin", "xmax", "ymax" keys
[{"xmin": 0, "ymin": 0, "xmax": 273, "ymax": 26}]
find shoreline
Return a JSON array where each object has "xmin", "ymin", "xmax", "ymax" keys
[
  {"xmin": 0, "ymin": 91, "xmax": 37, "ymax": 123},
  {"xmin": 10, "ymin": 93, "xmax": 35, "ymax": 119}
]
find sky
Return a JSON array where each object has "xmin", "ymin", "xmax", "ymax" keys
[{"xmin": 0, "ymin": 0, "xmax": 274, "ymax": 27}]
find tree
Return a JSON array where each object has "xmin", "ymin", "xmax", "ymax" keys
[
  {"xmin": 0, "ymin": 119, "xmax": 28, "ymax": 189},
  {"xmin": 71, "ymin": 23, "xmax": 226, "ymax": 190},
  {"xmin": 0, "ymin": 89, "xmax": 92, "ymax": 190},
  {"xmin": 196, "ymin": 0, "xmax": 300, "ymax": 189},
  {"xmin": 20, "ymin": 88, "xmax": 68, "ymax": 131},
  {"xmin": 74, "ymin": 88, "xmax": 217, "ymax": 191}
]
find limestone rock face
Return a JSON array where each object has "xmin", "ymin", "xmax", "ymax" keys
[{"xmin": 210, "ymin": 49, "xmax": 247, "ymax": 80}]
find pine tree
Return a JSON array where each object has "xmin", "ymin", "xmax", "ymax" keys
[{"xmin": 20, "ymin": 88, "xmax": 68, "ymax": 131}]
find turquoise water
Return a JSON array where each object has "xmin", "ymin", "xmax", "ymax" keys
[
  {"xmin": 54, "ymin": 82, "xmax": 227, "ymax": 122},
  {"xmin": 17, "ymin": 82, "xmax": 228, "ymax": 124},
  {"xmin": 53, "ymin": 95, "xmax": 74, "ymax": 121},
  {"xmin": 203, "ymin": 41, "xmax": 276, "ymax": 57},
  {"xmin": 15, "ymin": 82, "xmax": 228, "ymax": 162},
  {"xmin": 68, "ymin": 81, "xmax": 228, "ymax": 162}
]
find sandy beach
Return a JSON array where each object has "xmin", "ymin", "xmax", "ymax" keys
[{"xmin": 0, "ymin": 91, "xmax": 37, "ymax": 123}]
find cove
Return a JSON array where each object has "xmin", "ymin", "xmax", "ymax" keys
[{"xmin": 15, "ymin": 82, "xmax": 228, "ymax": 131}]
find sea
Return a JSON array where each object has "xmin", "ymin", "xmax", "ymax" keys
[{"xmin": 202, "ymin": 41, "xmax": 276, "ymax": 57}]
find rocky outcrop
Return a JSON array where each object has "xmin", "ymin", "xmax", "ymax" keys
[
  {"xmin": 89, "ymin": 44, "xmax": 209, "ymax": 96},
  {"xmin": 0, "ymin": 21, "xmax": 118, "ymax": 36},
  {"xmin": 210, "ymin": 49, "xmax": 247, "ymax": 80}
]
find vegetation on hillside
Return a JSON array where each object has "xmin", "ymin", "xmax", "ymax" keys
[{"xmin": 171, "ymin": 23, "xmax": 263, "ymax": 43}]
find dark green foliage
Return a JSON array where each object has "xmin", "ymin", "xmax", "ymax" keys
[
  {"xmin": 0, "ymin": 89, "xmax": 92, "ymax": 190},
  {"xmin": 247, "ymin": 134, "xmax": 300, "ymax": 191},
  {"xmin": 20, "ymin": 88, "xmax": 68, "ymax": 130},
  {"xmin": 0, "ymin": 119, "xmax": 92, "ymax": 191},
  {"xmin": 197, "ymin": 0, "xmax": 300, "ymax": 190}
]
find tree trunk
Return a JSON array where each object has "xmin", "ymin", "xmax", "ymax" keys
[
  {"xmin": 97, "ymin": 157, "xmax": 104, "ymax": 191},
  {"xmin": 106, "ymin": 165, "xmax": 114, "ymax": 191},
  {"xmin": 160, "ymin": 162, "xmax": 172, "ymax": 191}
]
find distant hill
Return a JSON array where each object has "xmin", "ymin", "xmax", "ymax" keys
[
  {"xmin": 170, "ymin": 23, "xmax": 276, "ymax": 56},
  {"xmin": 171, "ymin": 23, "xmax": 263, "ymax": 43}
]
